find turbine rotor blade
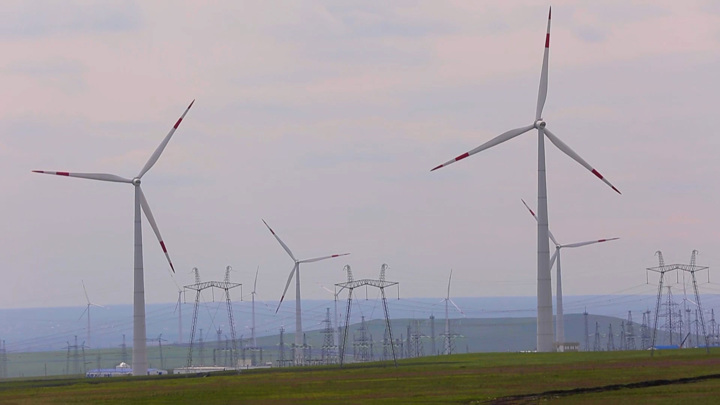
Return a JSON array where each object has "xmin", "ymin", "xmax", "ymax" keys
[
  {"xmin": 276, "ymin": 263, "xmax": 297, "ymax": 313},
  {"xmin": 521, "ymin": 198, "xmax": 559, "ymax": 246},
  {"xmin": 543, "ymin": 127, "xmax": 621, "ymax": 194},
  {"xmin": 138, "ymin": 187, "xmax": 175, "ymax": 272},
  {"xmin": 563, "ymin": 237, "xmax": 619, "ymax": 249},
  {"xmin": 82, "ymin": 280, "xmax": 90, "ymax": 304},
  {"xmin": 536, "ymin": 7, "xmax": 551, "ymax": 120},
  {"xmin": 262, "ymin": 219, "xmax": 297, "ymax": 261},
  {"xmin": 138, "ymin": 100, "xmax": 195, "ymax": 179},
  {"xmin": 319, "ymin": 284, "xmax": 336, "ymax": 296},
  {"xmin": 78, "ymin": 306, "xmax": 89, "ymax": 321},
  {"xmin": 299, "ymin": 253, "xmax": 350, "ymax": 264},
  {"xmin": 447, "ymin": 269, "xmax": 452, "ymax": 299},
  {"xmin": 253, "ymin": 266, "xmax": 259, "ymax": 293},
  {"xmin": 449, "ymin": 299, "xmax": 465, "ymax": 317},
  {"xmin": 549, "ymin": 248, "xmax": 559, "ymax": 270},
  {"xmin": 431, "ymin": 124, "xmax": 535, "ymax": 171},
  {"xmin": 32, "ymin": 171, "xmax": 132, "ymax": 183}
]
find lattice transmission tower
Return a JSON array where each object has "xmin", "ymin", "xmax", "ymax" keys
[
  {"xmin": 185, "ymin": 266, "xmax": 242, "ymax": 368},
  {"xmin": 647, "ymin": 250, "xmax": 710, "ymax": 355},
  {"xmin": 682, "ymin": 250, "xmax": 710, "ymax": 351},
  {"xmin": 607, "ymin": 324, "xmax": 615, "ymax": 351},
  {"xmin": 321, "ymin": 308, "xmax": 338, "ymax": 365},
  {"xmin": 626, "ymin": 311, "xmax": 637, "ymax": 350},
  {"xmin": 337, "ymin": 264, "xmax": 399, "ymax": 367},
  {"xmin": 352, "ymin": 316, "xmax": 374, "ymax": 362},
  {"xmin": 641, "ymin": 310, "xmax": 651, "ymax": 349}
]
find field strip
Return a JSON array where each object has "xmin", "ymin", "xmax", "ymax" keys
[{"xmin": 484, "ymin": 373, "xmax": 720, "ymax": 404}]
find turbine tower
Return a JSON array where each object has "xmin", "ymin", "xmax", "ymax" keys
[
  {"xmin": 175, "ymin": 289, "xmax": 183, "ymax": 345},
  {"xmin": 262, "ymin": 219, "xmax": 349, "ymax": 365},
  {"xmin": 33, "ymin": 100, "xmax": 194, "ymax": 375},
  {"xmin": 430, "ymin": 9, "xmax": 620, "ymax": 352},
  {"xmin": 521, "ymin": 199, "xmax": 618, "ymax": 349},
  {"xmin": 251, "ymin": 266, "xmax": 259, "ymax": 348}
]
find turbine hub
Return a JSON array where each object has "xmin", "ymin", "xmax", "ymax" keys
[
  {"xmin": 534, "ymin": 119, "xmax": 546, "ymax": 129},
  {"xmin": 132, "ymin": 177, "xmax": 141, "ymax": 186}
]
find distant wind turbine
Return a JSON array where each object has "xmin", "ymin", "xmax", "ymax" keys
[
  {"xmin": 262, "ymin": 219, "xmax": 349, "ymax": 365},
  {"xmin": 79, "ymin": 280, "xmax": 104, "ymax": 349},
  {"xmin": 34, "ymin": 100, "xmax": 194, "ymax": 374},
  {"xmin": 521, "ymin": 199, "xmax": 618, "ymax": 348},
  {"xmin": 430, "ymin": 8, "xmax": 620, "ymax": 352},
  {"xmin": 443, "ymin": 270, "xmax": 465, "ymax": 355}
]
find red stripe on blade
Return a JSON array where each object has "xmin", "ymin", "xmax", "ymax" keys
[
  {"xmin": 591, "ymin": 169, "xmax": 604, "ymax": 179},
  {"xmin": 430, "ymin": 164, "xmax": 444, "ymax": 171},
  {"xmin": 57, "ymin": 172, "xmax": 70, "ymax": 176},
  {"xmin": 455, "ymin": 152, "xmax": 470, "ymax": 162},
  {"xmin": 173, "ymin": 117, "xmax": 183, "ymax": 129},
  {"xmin": 545, "ymin": 34, "xmax": 550, "ymax": 48},
  {"xmin": 160, "ymin": 241, "xmax": 168, "ymax": 253}
]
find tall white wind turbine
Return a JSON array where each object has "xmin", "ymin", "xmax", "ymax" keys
[
  {"xmin": 79, "ymin": 280, "xmax": 103, "ymax": 349},
  {"xmin": 262, "ymin": 219, "xmax": 349, "ymax": 365},
  {"xmin": 521, "ymin": 199, "xmax": 618, "ymax": 348},
  {"xmin": 34, "ymin": 100, "xmax": 194, "ymax": 374},
  {"xmin": 430, "ymin": 8, "xmax": 620, "ymax": 352}
]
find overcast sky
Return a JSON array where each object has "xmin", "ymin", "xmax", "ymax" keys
[{"xmin": 2, "ymin": 1, "xmax": 720, "ymax": 310}]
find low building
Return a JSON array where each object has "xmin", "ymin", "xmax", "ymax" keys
[{"xmin": 86, "ymin": 362, "xmax": 167, "ymax": 377}]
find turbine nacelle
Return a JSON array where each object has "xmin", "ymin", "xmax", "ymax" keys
[
  {"xmin": 132, "ymin": 178, "xmax": 141, "ymax": 186},
  {"xmin": 534, "ymin": 119, "xmax": 546, "ymax": 129}
]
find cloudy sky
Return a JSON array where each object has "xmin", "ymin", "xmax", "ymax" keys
[{"xmin": 2, "ymin": 1, "xmax": 720, "ymax": 311}]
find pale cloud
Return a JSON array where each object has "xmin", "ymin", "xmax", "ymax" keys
[
  {"xmin": 0, "ymin": 0, "xmax": 141, "ymax": 38},
  {"xmin": 4, "ymin": 58, "xmax": 86, "ymax": 94}
]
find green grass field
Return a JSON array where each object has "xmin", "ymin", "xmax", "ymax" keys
[{"xmin": 0, "ymin": 349, "xmax": 718, "ymax": 404}]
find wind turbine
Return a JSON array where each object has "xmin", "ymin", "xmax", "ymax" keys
[
  {"xmin": 251, "ymin": 266, "xmax": 259, "ymax": 348},
  {"xmin": 33, "ymin": 100, "xmax": 194, "ymax": 374},
  {"xmin": 430, "ymin": 8, "xmax": 620, "ymax": 352},
  {"xmin": 443, "ymin": 270, "xmax": 465, "ymax": 355},
  {"xmin": 79, "ymin": 280, "xmax": 104, "ymax": 349},
  {"xmin": 521, "ymin": 199, "xmax": 618, "ymax": 349},
  {"xmin": 262, "ymin": 219, "xmax": 349, "ymax": 365}
]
